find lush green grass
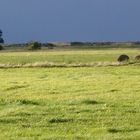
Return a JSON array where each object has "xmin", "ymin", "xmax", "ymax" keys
[
  {"xmin": 0, "ymin": 66, "xmax": 140, "ymax": 139},
  {"xmin": 0, "ymin": 48, "xmax": 140, "ymax": 139},
  {"xmin": 0, "ymin": 48, "xmax": 140, "ymax": 65}
]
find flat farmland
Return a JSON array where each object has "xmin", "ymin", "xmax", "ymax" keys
[
  {"xmin": 0, "ymin": 48, "xmax": 139, "ymax": 65},
  {"xmin": 0, "ymin": 48, "xmax": 140, "ymax": 139}
]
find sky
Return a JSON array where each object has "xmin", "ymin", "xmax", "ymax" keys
[{"xmin": 0, "ymin": 0, "xmax": 140, "ymax": 43}]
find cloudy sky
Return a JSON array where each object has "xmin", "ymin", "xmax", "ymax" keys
[{"xmin": 0, "ymin": 0, "xmax": 140, "ymax": 43}]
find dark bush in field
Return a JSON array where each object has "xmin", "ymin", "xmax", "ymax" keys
[
  {"xmin": 0, "ymin": 45, "xmax": 4, "ymax": 50},
  {"xmin": 117, "ymin": 54, "xmax": 129, "ymax": 62},
  {"xmin": 0, "ymin": 38, "xmax": 4, "ymax": 44},
  {"xmin": 135, "ymin": 55, "xmax": 140, "ymax": 61},
  {"xmin": 46, "ymin": 43, "xmax": 56, "ymax": 49},
  {"xmin": 71, "ymin": 42, "xmax": 85, "ymax": 46},
  {"xmin": 0, "ymin": 29, "xmax": 4, "ymax": 44},
  {"xmin": 27, "ymin": 41, "xmax": 41, "ymax": 50}
]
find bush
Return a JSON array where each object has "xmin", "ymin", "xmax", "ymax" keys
[
  {"xmin": 71, "ymin": 42, "xmax": 85, "ymax": 46},
  {"xmin": 46, "ymin": 43, "xmax": 56, "ymax": 49},
  {"xmin": 0, "ymin": 38, "xmax": 4, "ymax": 44},
  {"xmin": 27, "ymin": 41, "xmax": 41, "ymax": 50},
  {"xmin": 0, "ymin": 45, "xmax": 4, "ymax": 50}
]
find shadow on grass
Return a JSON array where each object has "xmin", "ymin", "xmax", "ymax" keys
[
  {"xmin": 81, "ymin": 99, "xmax": 103, "ymax": 105},
  {"xmin": 0, "ymin": 118, "xmax": 27, "ymax": 124},
  {"xmin": 49, "ymin": 91, "xmax": 60, "ymax": 95},
  {"xmin": 5, "ymin": 85, "xmax": 29, "ymax": 91},
  {"xmin": 0, "ymin": 99, "xmax": 40, "ymax": 106},
  {"xmin": 109, "ymin": 89, "xmax": 120, "ymax": 92},
  {"xmin": 67, "ymin": 99, "xmax": 104, "ymax": 106},
  {"xmin": 49, "ymin": 118, "xmax": 73, "ymax": 124},
  {"xmin": 0, "ymin": 119, "xmax": 17, "ymax": 124},
  {"xmin": 108, "ymin": 128, "xmax": 138, "ymax": 133},
  {"xmin": 17, "ymin": 99, "xmax": 40, "ymax": 105}
]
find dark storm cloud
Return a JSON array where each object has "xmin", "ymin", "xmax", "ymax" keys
[{"xmin": 0, "ymin": 0, "xmax": 140, "ymax": 43}]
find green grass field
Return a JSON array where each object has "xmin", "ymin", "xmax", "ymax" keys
[
  {"xmin": 0, "ymin": 48, "xmax": 140, "ymax": 64},
  {"xmin": 0, "ymin": 48, "xmax": 140, "ymax": 139},
  {"xmin": 0, "ymin": 48, "xmax": 140, "ymax": 65}
]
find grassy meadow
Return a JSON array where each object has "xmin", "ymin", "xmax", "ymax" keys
[
  {"xmin": 0, "ymin": 47, "xmax": 140, "ymax": 139},
  {"xmin": 0, "ymin": 48, "xmax": 140, "ymax": 65}
]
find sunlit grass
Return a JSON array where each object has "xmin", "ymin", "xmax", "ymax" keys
[
  {"xmin": 0, "ymin": 66, "xmax": 140, "ymax": 139},
  {"xmin": 0, "ymin": 48, "xmax": 140, "ymax": 65}
]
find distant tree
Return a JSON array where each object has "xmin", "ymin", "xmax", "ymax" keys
[
  {"xmin": 0, "ymin": 38, "xmax": 4, "ymax": 44},
  {"xmin": 46, "ymin": 43, "xmax": 56, "ymax": 49},
  {"xmin": 0, "ymin": 30, "xmax": 2, "ymax": 36},
  {"xmin": 0, "ymin": 44, "xmax": 4, "ymax": 50},
  {"xmin": 0, "ymin": 29, "xmax": 4, "ymax": 44},
  {"xmin": 71, "ymin": 42, "xmax": 85, "ymax": 46},
  {"xmin": 27, "ymin": 41, "xmax": 42, "ymax": 50}
]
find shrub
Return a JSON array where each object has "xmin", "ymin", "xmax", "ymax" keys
[
  {"xmin": 71, "ymin": 42, "xmax": 85, "ymax": 46},
  {"xmin": 0, "ymin": 44, "xmax": 4, "ymax": 50},
  {"xmin": 27, "ymin": 41, "xmax": 41, "ymax": 50},
  {"xmin": 46, "ymin": 43, "xmax": 56, "ymax": 49},
  {"xmin": 0, "ymin": 38, "xmax": 4, "ymax": 44}
]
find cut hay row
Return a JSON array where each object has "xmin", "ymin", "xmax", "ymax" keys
[{"xmin": 0, "ymin": 61, "xmax": 138, "ymax": 68}]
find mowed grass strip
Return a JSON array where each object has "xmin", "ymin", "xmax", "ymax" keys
[{"xmin": 0, "ymin": 66, "xmax": 139, "ymax": 139}]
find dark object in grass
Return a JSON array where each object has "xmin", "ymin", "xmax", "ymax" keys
[
  {"xmin": 135, "ymin": 55, "xmax": 140, "ymax": 61},
  {"xmin": 0, "ymin": 45, "xmax": 4, "ymax": 50},
  {"xmin": 117, "ymin": 54, "xmax": 129, "ymax": 62}
]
